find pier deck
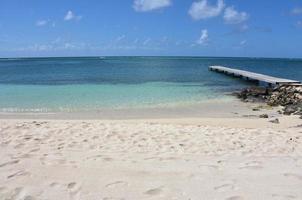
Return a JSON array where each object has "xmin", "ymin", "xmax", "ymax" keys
[{"xmin": 209, "ymin": 66, "xmax": 301, "ymax": 86}]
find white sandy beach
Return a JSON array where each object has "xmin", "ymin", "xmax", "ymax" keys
[
  {"xmin": 0, "ymin": 115, "xmax": 302, "ymax": 200},
  {"xmin": 2, "ymin": 0, "xmax": 302, "ymax": 199}
]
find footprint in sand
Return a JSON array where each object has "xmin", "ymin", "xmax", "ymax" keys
[
  {"xmin": 225, "ymin": 196, "xmax": 244, "ymax": 200},
  {"xmin": 214, "ymin": 183, "xmax": 236, "ymax": 192},
  {"xmin": 68, "ymin": 182, "xmax": 77, "ymax": 189},
  {"xmin": 67, "ymin": 182, "xmax": 81, "ymax": 199},
  {"xmin": 19, "ymin": 153, "xmax": 34, "ymax": 159},
  {"xmin": 49, "ymin": 182, "xmax": 60, "ymax": 188},
  {"xmin": 7, "ymin": 170, "xmax": 30, "ymax": 179},
  {"xmin": 29, "ymin": 148, "xmax": 40, "ymax": 153},
  {"xmin": 239, "ymin": 161, "xmax": 263, "ymax": 170},
  {"xmin": 105, "ymin": 181, "xmax": 128, "ymax": 188},
  {"xmin": 92, "ymin": 135, "xmax": 99, "ymax": 140},
  {"xmin": 103, "ymin": 157, "xmax": 113, "ymax": 162},
  {"xmin": 144, "ymin": 187, "xmax": 163, "ymax": 196},
  {"xmin": 0, "ymin": 160, "xmax": 19, "ymax": 168}
]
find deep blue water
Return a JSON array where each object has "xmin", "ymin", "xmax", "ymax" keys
[{"xmin": 0, "ymin": 57, "xmax": 301, "ymax": 112}]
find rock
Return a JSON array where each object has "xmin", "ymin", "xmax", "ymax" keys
[
  {"xmin": 252, "ymin": 108, "xmax": 260, "ymax": 111},
  {"xmin": 283, "ymin": 105, "xmax": 297, "ymax": 115},
  {"xmin": 235, "ymin": 85, "xmax": 302, "ymax": 118},
  {"xmin": 269, "ymin": 118, "xmax": 280, "ymax": 124},
  {"xmin": 234, "ymin": 87, "xmax": 268, "ymax": 103},
  {"xmin": 295, "ymin": 110, "xmax": 302, "ymax": 115},
  {"xmin": 259, "ymin": 114, "xmax": 269, "ymax": 118},
  {"xmin": 283, "ymin": 103, "xmax": 302, "ymax": 115},
  {"xmin": 267, "ymin": 85, "xmax": 302, "ymax": 107}
]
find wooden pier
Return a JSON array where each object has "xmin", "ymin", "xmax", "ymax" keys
[{"xmin": 209, "ymin": 66, "xmax": 301, "ymax": 86}]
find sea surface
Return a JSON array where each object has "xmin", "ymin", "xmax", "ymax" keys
[{"xmin": 0, "ymin": 56, "xmax": 301, "ymax": 112}]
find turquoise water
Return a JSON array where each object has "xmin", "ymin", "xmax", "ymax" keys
[
  {"xmin": 0, "ymin": 82, "xmax": 225, "ymax": 112},
  {"xmin": 0, "ymin": 57, "xmax": 301, "ymax": 112}
]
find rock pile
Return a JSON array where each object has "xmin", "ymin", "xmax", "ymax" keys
[
  {"xmin": 267, "ymin": 85, "xmax": 302, "ymax": 105},
  {"xmin": 234, "ymin": 87, "xmax": 270, "ymax": 103},
  {"xmin": 235, "ymin": 84, "xmax": 302, "ymax": 118}
]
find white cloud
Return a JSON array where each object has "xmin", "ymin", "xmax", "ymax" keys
[
  {"xmin": 291, "ymin": 7, "xmax": 302, "ymax": 15},
  {"xmin": 133, "ymin": 0, "xmax": 171, "ymax": 12},
  {"xmin": 64, "ymin": 11, "xmax": 74, "ymax": 21},
  {"xmin": 196, "ymin": 29, "xmax": 209, "ymax": 45},
  {"xmin": 35, "ymin": 20, "xmax": 57, "ymax": 28},
  {"xmin": 64, "ymin": 10, "xmax": 82, "ymax": 21},
  {"xmin": 188, "ymin": 0, "xmax": 224, "ymax": 20},
  {"xmin": 36, "ymin": 20, "xmax": 48, "ymax": 26},
  {"xmin": 223, "ymin": 7, "xmax": 248, "ymax": 24}
]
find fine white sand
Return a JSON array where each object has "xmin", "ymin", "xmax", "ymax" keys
[{"xmin": 0, "ymin": 117, "xmax": 302, "ymax": 200}]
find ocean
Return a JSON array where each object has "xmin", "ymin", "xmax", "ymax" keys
[{"xmin": 0, "ymin": 56, "xmax": 301, "ymax": 113}]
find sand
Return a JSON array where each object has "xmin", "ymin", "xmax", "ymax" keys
[
  {"xmin": 0, "ymin": 116, "xmax": 302, "ymax": 200},
  {"xmin": 0, "ymin": 98, "xmax": 283, "ymax": 120}
]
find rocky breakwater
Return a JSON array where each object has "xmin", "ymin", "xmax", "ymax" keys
[{"xmin": 235, "ymin": 84, "xmax": 302, "ymax": 118}]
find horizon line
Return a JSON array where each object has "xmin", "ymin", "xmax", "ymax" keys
[{"xmin": 1, "ymin": 55, "xmax": 302, "ymax": 60}]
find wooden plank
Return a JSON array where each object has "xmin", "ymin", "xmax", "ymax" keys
[{"xmin": 209, "ymin": 66, "xmax": 301, "ymax": 85}]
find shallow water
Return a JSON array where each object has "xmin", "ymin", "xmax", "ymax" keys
[{"xmin": 0, "ymin": 56, "xmax": 301, "ymax": 112}]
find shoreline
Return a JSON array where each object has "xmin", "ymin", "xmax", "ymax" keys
[
  {"xmin": 1, "ymin": 88, "xmax": 301, "ymax": 199},
  {"xmin": 0, "ymin": 115, "xmax": 301, "ymax": 129},
  {"xmin": 0, "ymin": 98, "xmax": 283, "ymax": 120},
  {"xmin": 1, "ymin": 96, "xmax": 300, "ymax": 129}
]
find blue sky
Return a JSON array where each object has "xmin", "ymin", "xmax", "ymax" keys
[{"xmin": 0, "ymin": 0, "xmax": 302, "ymax": 58}]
